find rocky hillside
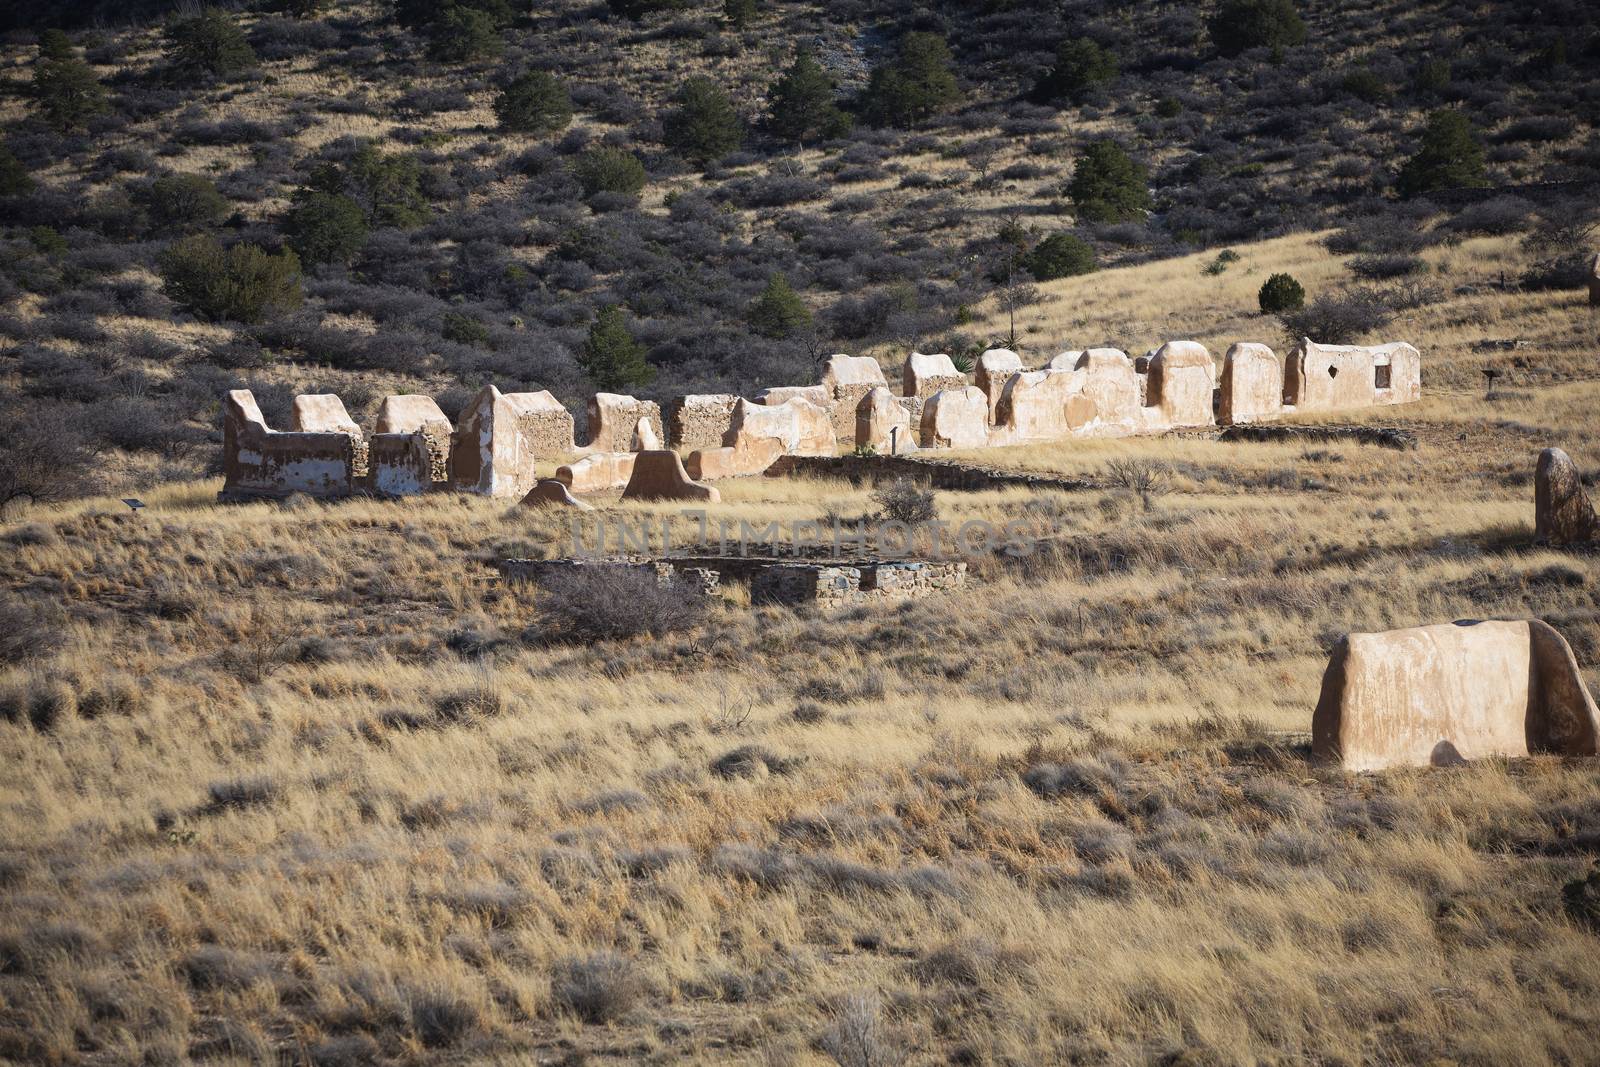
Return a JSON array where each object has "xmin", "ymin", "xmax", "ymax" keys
[{"xmin": 0, "ymin": 0, "xmax": 1596, "ymax": 499}]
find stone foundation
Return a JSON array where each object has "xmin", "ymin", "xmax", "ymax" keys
[{"xmin": 499, "ymin": 555, "xmax": 965, "ymax": 606}]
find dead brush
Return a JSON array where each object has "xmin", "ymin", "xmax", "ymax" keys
[{"xmin": 1103, "ymin": 459, "xmax": 1171, "ymax": 510}]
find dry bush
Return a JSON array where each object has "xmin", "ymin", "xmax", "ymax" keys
[
  {"xmin": 533, "ymin": 566, "xmax": 708, "ymax": 642},
  {"xmin": 551, "ymin": 952, "xmax": 643, "ymax": 1024},
  {"xmin": 871, "ymin": 478, "xmax": 937, "ymax": 526}
]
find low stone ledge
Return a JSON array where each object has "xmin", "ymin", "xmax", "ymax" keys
[{"xmin": 1218, "ymin": 424, "xmax": 1418, "ymax": 450}]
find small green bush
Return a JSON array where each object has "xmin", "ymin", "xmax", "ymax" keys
[
  {"xmin": 578, "ymin": 305, "xmax": 653, "ymax": 390},
  {"xmin": 31, "ymin": 35, "xmax": 109, "ymax": 131},
  {"xmin": 1258, "ymin": 272, "xmax": 1305, "ymax": 313},
  {"xmin": 1024, "ymin": 233, "xmax": 1096, "ymax": 280},
  {"xmin": 572, "ymin": 146, "xmax": 646, "ymax": 203},
  {"xmin": 748, "ymin": 273, "xmax": 812, "ymax": 338},
  {"xmin": 426, "ymin": 7, "xmax": 503, "ymax": 62},
  {"xmin": 764, "ymin": 46, "xmax": 850, "ymax": 145},
  {"xmin": 492, "ymin": 70, "xmax": 573, "ymax": 135},
  {"xmin": 165, "ymin": 8, "xmax": 257, "ymax": 78},
  {"xmin": 1396, "ymin": 110, "xmax": 1487, "ymax": 198},
  {"xmin": 143, "ymin": 174, "xmax": 229, "ymax": 230},
  {"xmin": 605, "ymin": 0, "xmax": 694, "ymax": 18},
  {"xmin": 1208, "ymin": 0, "xmax": 1306, "ymax": 57},
  {"xmin": 1067, "ymin": 141, "xmax": 1151, "ymax": 223},
  {"xmin": 442, "ymin": 311, "xmax": 491, "ymax": 346},
  {"xmin": 27, "ymin": 226, "xmax": 68, "ymax": 258},
  {"xmin": 1035, "ymin": 37, "xmax": 1118, "ymax": 105},
  {"xmin": 285, "ymin": 191, "xmax": 368, "ymax": 265},
  {"xmin": 662, "ymin": 76, "xmax": 744, "ymax": 165},
  {"xmin": 723, "ymin": 0, "xmax": 757, "ymax": 27},
  {"xmin": 308, "ymin": 142, "xmax": 430, "ymax": 228},
  {"xmin": 159, "ymin": 234, "xmax": 303, "ymax": 323},
  {"xmin": 860, "ymin": 31, "xmax": 960, "ymax": 128},
  {"xmin": 0, "ymin": 146, "xmax": 37, "ymax": 197}
]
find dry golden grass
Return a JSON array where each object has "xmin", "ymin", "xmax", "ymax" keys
[
  {"xmin": 955, "ymin": 230, "xmax": 1599, "ymax": 391},
  {"xmin": 4, "ymin": 225, "xmax": 1600, "ymax": 1063}
]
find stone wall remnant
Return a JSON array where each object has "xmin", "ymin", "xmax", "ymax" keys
[
  {"xmin": 920, "ymin": 385, "xmax": 990, "ymax": 449},
  {"xmin": 667, "ymin": 394, "xmax": 740, "ymax": 450},
  {"xmin": 621, "ymin": 449, "xmax": 721, "ymax": 502},
  {"xmin": 369, "ymin": 394, "xmax": 451, "ymax": 495},
  {"xmin": 583, "ymin": 393, "xmax": 662, "ymax": 453},
  {"xmin": 1312, "ymin": 619, "xmax": 1600, "ymax": 771},
  {"xmin": 903, "ymin": 351, "xmax": 967, "ymax": 401},
  {"xmin": 450, "ymin": 385, "xmax": 572, "ymax": 499},
  {"xmin": 856, "ymin": 386, "xmax": 916, "ymax": 454},
  {"xmin": 368, "ymin": 431, "xmax": 445, "ymax": 496},
  {"xmin": 291, "ymin": 393, "xmax": 368, "ymax": 478},
  {"xmin": 1285, "ymin": 339, "xmax": 1421, "ymax": 412},
  {"xmin": 220, "ymin": 389, "xmax": 360, "ymax": 501},
  {"xmin": 1535, "ymin": 447, "xmax": 1600, "ymax": 545},
  {"xmin": 522, "ymin": 478, "xmax": 594, "ymax": 509},
  {"xmin": 555, "ymin": 451, "xmax": 637, "ymax": 493},
  {"xmin": 1070, "ymin": 348, "xmax": 1141, "ymax": 436},
  {"xmin": 375, "ymin": 394, "xmax": 451, "ymax": 438},
  {"xmin": 1143, "ymin": 341, "xmax": 1216, "ymax": 429},
  {"xmin": 820, "ymin": 353, "xmax": 887, "ymax": 446},
  {"xmin": 975, "ymin": 348, "xmax": 1023, "ymax": 421},
  {"xmin": 1219, "ymin": 343, "xmax": 1283, "ymax": 426}
]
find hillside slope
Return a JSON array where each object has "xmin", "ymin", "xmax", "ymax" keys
[{"xmin": 0, "ymin": 0, "xmax": 1596, "ymax": 499}]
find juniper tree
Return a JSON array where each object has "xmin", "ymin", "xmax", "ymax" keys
[
  {"xmin": 765, "ymin": 47, "xmax": 850, "ymax": 145},
  {"xmin": 579, "ymin": 305, "xmax": 654, "ymax": 390}
]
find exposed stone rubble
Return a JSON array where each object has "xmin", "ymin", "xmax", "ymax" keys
[
  {"xmin": 1535, "ymin": 447, "xmax": 1600, "ymax": 545},
  {"xmin": 1312, "ymin": 619, "xmax": 1600, "ymax": 770},
  {"xmin": 500, "ymin": 555, "xmax": 966, "ymax": 606}
]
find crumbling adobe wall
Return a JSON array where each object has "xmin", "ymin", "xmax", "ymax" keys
[
  {"xmin": 903, "ymin": 352, "xmax": 967, "ymax": 401},
  {"xmin": 220, "ymin": 389, "xmax": 360, "ymax": 502},
  {"xmin": 668, "ymin": 394, "xmax": 740, "ymax": 450},
  {"xmin": 368, "ymin": 432, "xmax": 446, "ymax": 496},
  {"xmin": 1312, "ymin": 619, "xmax": 1600, "ymax": 770},
  {"xmin": 584, "ymin": 393, "xmax": 663, "ymax": 453}
]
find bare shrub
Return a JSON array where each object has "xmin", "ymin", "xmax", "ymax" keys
[
  {"xmin": 1349, "ymin": 253, "xmax": 1425, "ymax": 279},
  {"xmin": 430, "ymin": 682, "xmax": 508, "ymax": 727},
  {"xmin": 711, "ymin": 745, "xmax": 804, "ymax": 779},
  {"xmin": 871, "ymin": 478, "xmax": 936, "ymax": 525},
  {"xmin": 534, "ymin": 567, "xmax": 707, "ymax": 642},
  {"xmin": 408, "ymin": 988, "xmax": 483, "ymax": 1048},
  {"xmin": 0, "ymin": 596, "xmax": 66, "ymax": 665},
  {"xmin": 1278, "ymin": 289, "xmax": 1394, "ymax": 345},
  {"xmin": 551, "ymin": 952, "xmax": 642, "ymax": 1024},
  {"xmin": 205, "ymin": 776, "xmax": 281, "ymax": 811},
  {"xmin": 820, "ymin": 991, "xmax": 894, "ymax": 1067},
  {"xmin": 1104, "ymin": 459, "xmax": 1170, "ymax": 509}
]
